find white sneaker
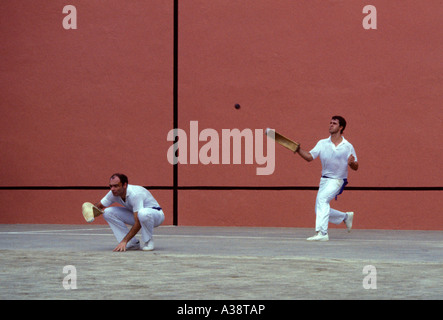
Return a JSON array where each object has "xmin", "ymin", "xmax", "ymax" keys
[
  {"xmin": 306, "ymin": 232, "xmax": 329, "ymax": 241},
  {"xmin": 345, "ymin": 212, "xmax": 354, "ymax": 233},
  {"xmin": 126, "ymin": 241, "xmax": 140, "ymax": 250},
  {"xmin": 142, "ymin": 239, "xmax": 155, "ymax": 251}
]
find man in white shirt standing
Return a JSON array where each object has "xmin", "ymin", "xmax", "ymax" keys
[
  {"xmin": 296, "ymin": 116, "xmax": 359, "ymax": 241},
  {"xmin": 95, "ymin": 173, "xmax": 165, "ymax": 251}
]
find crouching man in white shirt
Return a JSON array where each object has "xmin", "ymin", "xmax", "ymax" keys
[
  {"xmin": 95, "ymin": 173, "xmax": 165, "ymax": 251},
  {"xmin": 295, "ymin": 116, "xmax": 359, "ymax": 241}
]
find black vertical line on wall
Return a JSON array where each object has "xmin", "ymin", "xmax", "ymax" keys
[{"xmin": 173, "ymin": 0, "xmax": 179, "ymax": 226}]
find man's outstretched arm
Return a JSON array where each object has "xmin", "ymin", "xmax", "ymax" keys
[{"xmin": 295, "ymin": 145, "xmax": 314, "ymax": 162}]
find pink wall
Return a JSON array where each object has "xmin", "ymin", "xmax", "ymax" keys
[{"xmin": 1, "ymin": 1, "xmax": 442, "ymax": 229}]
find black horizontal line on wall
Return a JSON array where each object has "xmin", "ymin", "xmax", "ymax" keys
[
  {"xmin": 0, "ymin": 186, "xmax": 442, "ymax": 191},
  {"xmin": 0, "ymin": 186, "xmax": 170, "ymax": 190},
  {"xmin": 178, "ymin": 186, "xmax": 443, "ymax": 191}
]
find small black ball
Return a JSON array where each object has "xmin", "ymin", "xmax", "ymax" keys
[{"xmin": 234, "ymin": 103, "xmax": 241, "ymax": 109}]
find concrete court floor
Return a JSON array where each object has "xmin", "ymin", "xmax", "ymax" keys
[{"xmin": 0, "ymin": 224, "xmax": 442, "ymax": 300}]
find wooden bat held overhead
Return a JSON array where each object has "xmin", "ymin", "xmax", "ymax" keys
[{"xmin": 265, "ymin": 128, "xmax": 300, "ymax": 153}]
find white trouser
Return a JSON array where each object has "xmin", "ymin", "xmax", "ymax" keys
[
  {"xmin": 103, "ymin": 206, "xmax": 165, "ymax": 245},
  {"xmin": 315, "ymin": 177, "xmax": 348, "ymax": 234}
]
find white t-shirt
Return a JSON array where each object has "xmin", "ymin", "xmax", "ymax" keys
[
  {"xmin": 101, "ymin": 184, "xmax": 160, "ymax": 213},
  {"xmin": 309, "ymin": 136, "xmax": 357, "ymax": 179}
]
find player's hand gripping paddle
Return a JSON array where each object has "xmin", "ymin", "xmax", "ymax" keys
[
  {"xmin": 265, "ymin": 128, "xmax": 300, "ymax": 153},
  {"xmin": 82, "ymin": 202, "xmax": 103, "ymax": 223}
]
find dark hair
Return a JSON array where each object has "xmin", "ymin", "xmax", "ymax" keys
[
  {"xmin": 332, "ymin": 115, "xmax": 347, "ymax": 134},
  {"xmin": 110, "ymin": 173, "xmax": 128, "ymax": 186}
]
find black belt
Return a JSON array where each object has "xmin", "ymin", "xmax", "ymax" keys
[
  {"xmin": 322, "ymin": 176, "xmax": 348, "ymax": 200},
  {"xmin": 151, "ymin": 207, "xmax": 162, "ymax": 211}
]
